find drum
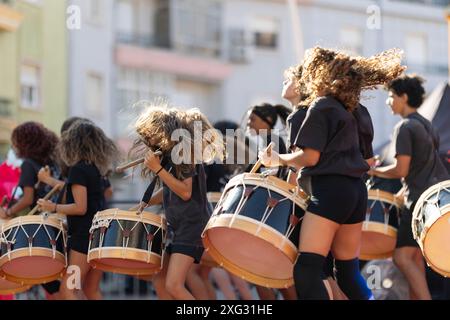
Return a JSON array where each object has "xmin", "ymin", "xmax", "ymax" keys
[
  {"xmin": 202, "ymin": 173, "xmax": 307, "ymax": 288},
  {"xmin": 412, "ymin": 180, "xmax": 450, "ymax": 277},
  {"xmin": 0, "ymin": 219, "xmax": 31, "ymax": 295},
  {"xmin": 0, "ymin": 214, "xmax": 67, "ymax": 285},
  {"xmin": 360, "ymin": 188, "xmax": 403, "ymax": 261},
  {"xmin": 87, "ymin": 208, "xmax": 167, "ymax": 276},
  {"xmin": 207, "ymin": 192, "xmax": 222, "ymax": 209}
]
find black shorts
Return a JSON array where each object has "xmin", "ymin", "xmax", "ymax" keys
[
  {"xmin": 396, "ymin": 202, "xmax": 419, "ymax": 248},
  {"xmin": 166, "ymin": 243, "xmax": 205, "ymax": 264},
  {"xmin": 306, "ymin": 175, "xmax": 367, "ymax": 224},
  {"xmin": 68, "ymin": 233, "xmax": 90, "ymax": 255}
]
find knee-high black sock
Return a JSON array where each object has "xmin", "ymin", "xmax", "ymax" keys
[
  {"xmin": 294, "ymin": 252, "xmax": 330, "ymax": 300},
  {"xmin": 335, "ymin": 258, "xmax": 372, "ymax": 300}
]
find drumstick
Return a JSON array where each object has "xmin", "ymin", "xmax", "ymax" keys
[
  {"xmin": 35, "ymin": 165, "xmax": 50, "ymax": 189},
  {"xmin": 116, "ymin": 151, "xmax": 163, "ymax": 173},
  {"xmin": 28, "ymin": 184, "xmax": 62, "ymax": 216},
  {"xmin": 1, "ymin": 195, "xmax": 7, "ymax": 208},
  {"xmin": 250, "ymin": 142, "xmax": 275, "ymax": 174}
]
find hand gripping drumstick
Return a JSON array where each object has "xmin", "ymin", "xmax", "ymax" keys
[
  {"xmin": 116, "ymin": 151, "xmax": 163, "ymax": 173},
  {"xmin": 28, "ymin": 184, "xmax": 62, "ymax": 216},
  {"xmin": 250, "ymin": 142, "xmax": 275, "ymax": 174}
]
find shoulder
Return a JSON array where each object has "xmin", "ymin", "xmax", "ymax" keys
[
  {"xmin": 21, "ymin": 159, "xmax": 38, "ymax": 172},
  {"xmin": 309, "ymin": 96, "xmax": 342, "ymax": 112}
]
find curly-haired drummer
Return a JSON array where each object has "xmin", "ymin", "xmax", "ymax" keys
[
  {"xmin": 369, "ymin": 74, "xmax": 449, "ymax": 300},
  {"xmin": 260, "ymin": 47, "xmax": 405, "ymax": 299},
  {"xmin": 132, "ymin": 105, "xmax": 222, "ymax": 300},
  {"xmin": 37, "ymin": 121, "xmax": 118, "ymax": 300}
]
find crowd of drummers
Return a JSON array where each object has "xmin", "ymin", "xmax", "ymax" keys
[{"xmin": 0, "ymin": 46, "xmax": 449, "ymax": 301}]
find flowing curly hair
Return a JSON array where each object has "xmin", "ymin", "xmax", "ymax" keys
[
  {"xmin": 11, "ymin": 121, "xmax": 59, "ymax": 165},
  {"xmin": 284, "ymin": 64, "xmax": 310, "ymax": 110},
  {"xmin": 58, "ymin": 120, "xmax": 118, "ymax": 176},
  {"xmin": 130, "ymin": 103, "xmax": 223, "ymax": 179},
  {"xmin": 301, "ymin": 47, "xmax": 406, "ymax": 111}
]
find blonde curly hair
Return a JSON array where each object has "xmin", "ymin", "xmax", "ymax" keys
[
  {"xmin": 130, "ymin": 103, "xmax": 223, "ymax": 179},
  {"xmin": 301, "ymin": 47, "xmax": 406, "ymax": 111}
]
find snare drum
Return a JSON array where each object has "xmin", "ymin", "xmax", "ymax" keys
[
  {"xmin": 87, "ymin": 209, "xmax": 167, "ymax": 276},
  {"xmin": 412, "ymin": 180, "xmax": 450, "ymax": 277},
  {"xmin": 360, "ymin": 189, "xmax": 403, "ymax": 260},
  {"xmin": 202, "ymin": 173, "xmax": 307, "ymax": 288},
  {"xmin": 0, "ymin": 214, "xmax": 67, "ymax": 285}
]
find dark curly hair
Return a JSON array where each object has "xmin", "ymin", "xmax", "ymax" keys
[
  {"xmin": 11, "ymin": 121, "xmax": 59, "ymax": 165},
  {"xmin": 386, "ymin": 74, "xmax": 425, "ymax": 108}
]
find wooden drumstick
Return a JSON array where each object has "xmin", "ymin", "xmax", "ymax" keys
[
  {"xmin": 35, "ymin": 165, "xmax": 50, "ymax": 189},
  {"xmin": 28, "ymin": 184, "xmax": 62, "ymax": 216},
  {"xmin": 250, "ymin": 142, "xmax": 275, "ymax": 174},
  {"xmin": 116, "ymin": 151, "xmax": 163, "ymax": 173},
  {"xmin": 1, "ymin": 195, "xmax": 7, "ymax": 207}
]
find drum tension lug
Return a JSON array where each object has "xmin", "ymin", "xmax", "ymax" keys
[
  {"xmin": 146, "ymin": 234, "xmax": 154, "ymax": 241},
  {"xmin": 28, "ymin": 237, "xmax": 33, "ymax": 245},
  {"xmin": 89, "ymin": 233, "xmax": 94, "ymax": 241},
  {"xmin": 6, "ymin": 243, "xmax": 11, "ymax": 251},
  {"xmin": 100, "ymin": 227, "xmax": 107, "ymax": 234},
  {"xmin": 267, "ymin": 198, "xmax": 279, "ymax": 208},
  {"xmin": 123, "ymin": 230, "xmax": 131, "ymax": 238},
  {"xmin": 50, "ymin": 239, "xmax": 57, "ymax": 246},
  {"xmin": 244, "ymin": 187, "xmax": 254, "ymax": 198},
  {"xmin": 289, "ymin": 214, "xmax": 300, "ymax": 226}
]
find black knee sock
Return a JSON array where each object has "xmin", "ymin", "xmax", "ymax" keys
[
  {"xmin": 335, "ymin": 258, "xmax": 372, "ymax": 300},
  {"xmin": 294, "ymin": 252, "xmax": 330, "ymax": 300}
]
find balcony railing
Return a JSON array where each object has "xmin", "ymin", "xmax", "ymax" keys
[
  {"xmin": 391, "ymin": 0, "xmax": 450, "ymax": 6},
  {"xmin": 0, "ymin": 98, "xmax": 12, "ymax": 117}
]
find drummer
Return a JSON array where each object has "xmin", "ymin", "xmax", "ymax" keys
[
  {"xmin": 369, "ymin": 74, "xmax": 449, "ymax": 300},
  {"xmin": 37, "ymin": 121, "xmax": 118, "ymax": 300}
]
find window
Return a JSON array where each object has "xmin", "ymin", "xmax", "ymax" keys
[
  {"xmin": 252, "ymin": 17, "xmax": 279, "ymax": 49},
  {"xmin": 340, "ymin": 27, "xmax": 363, "ymax": 55},
  {"xmin": 405, "ymin": 34, "xmax": 427, "ymax": 66},
  {"xmin": 87, "ymin": 0, "xmax": 103, "ymax": 25},
  {"xmin": 20, "ymin": 64, "xmax": 40, "ymax": 110},
  {"xmin": 86, "ymin": 73, "xmax": 104, "ymax": 117}
]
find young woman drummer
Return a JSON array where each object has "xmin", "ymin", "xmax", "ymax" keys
[
  {"xmin": 260, "ymin": 47, "xmax": 405, "ymax": 299},
  {"xmin": 0, "ymin": 121, "xmax": 62, "ymax": 299},
  {"xmin": 131, "ymin": 105, "xmax": 222, "ymax": 300},
  {"xmin": 37, "ymin": 121, "xmax": 118, "ymax": 300}
]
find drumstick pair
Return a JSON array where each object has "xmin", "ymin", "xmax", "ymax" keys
[{"xmin": 28, "ymin": 184, "xmax": 63, "ymax": 216}]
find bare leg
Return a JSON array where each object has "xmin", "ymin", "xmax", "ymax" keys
[
  {"xmin": 83, "ymin": 269, "xmax": 103, "ymax": 300},
  {"xmin": 211, "ymin": 268, "xmax": 237, "ymax": 300},
  {"xmin": 256, "ymin": 286, "xmax": 276, "ymax": 300},
  {"xmin": 165, "ymin": 253, "xmax": 196, "ymax": 300},
  {"xmin": 186, "ymin": 264, "xmax": 210, "ymax": 300},
  {"xmin": 229, "ymin": 274, "xmax": 254, "ymax": 300},
  {"xmin": 198, "ymin": 266, "xmax": 217, "ymax": 300},
  {"xmin": 279, "ymin": 286, "xmax": 297, "ymax": 300},
  {"xmin": 393, "ymin": 247, "xmax": 431, "ymax": 300},
  {"xmin": 152, "ymin": 254, "xmax": 173, "ymax": 300},
  {"xmin": 60, "ymin": 250, "xmax": 91, "ymax": 300}
]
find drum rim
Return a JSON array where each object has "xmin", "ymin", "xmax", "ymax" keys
[
  {"xmin": 226, "ymin": 173, "xmax": 308, "ymax": 209},
  {"xmin": 0, "ymin": 248, "xmax": 66, "ymax": 285},
  {"xmin": 417, "ymin": 205, "xmax": 450, "ymax": 277},
  {"xmin": 0, "ymin": 283, "xmax": 31, "ymax": 295},
  {"xmin": 362, "ymin": 221, "xmax": 397, "ymax": 237},
  {"xmin": 1, "ymin": 215, "xmax": 67, "ymax": 231},
  {"xmin": 87, "ymin": 247, "xmax": 163, "ymax": 276},
  {"xmin": 367, "ymin": 189, "xmax": 403, "ymax": 208},
  {"xmin": 92, "ymin": 208, "xmax": 167, "ymax": 228},
  {"xmin": 202, "ymin": 232, "xmax": 294, "ymax": 289}
]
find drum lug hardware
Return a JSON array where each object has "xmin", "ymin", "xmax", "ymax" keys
[
  {"xmin": 100, "ymin": 227, "xmax": 107, "ymax": 234},
  {"xmin": 289, "ymin": 214, "xmax": 300, "ymax": 226},
  {"xmin": 123, "ymin": 230, "xmax": 131, "ymax": 238},
  {"xmin": 6, "ymin": 243, "xmax": 11, "ymax": 251},
  {"xmin": 267, "ymin": 198, "xmax": 279, "ymax": 208},
  {"xmin": 244, "ymin": 187, "xmax": 254, "ymax": 198},
  {"xmin": 89, "ymin": 233, "xmax": 94, "ymax": 241},
  {"xmin": 28, "ymin": 237, "xmax": 33, "ymax": 246},
  {"xmin": 146, "ymin": 234, "xmax": 154, "ymax": 241}
]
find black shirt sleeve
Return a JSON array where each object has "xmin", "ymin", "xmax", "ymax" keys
[
  {"xmin": 395, "ymin": 122, "xmax": 413, "ymax": 157},
  {"xmin": 297, "ymin": 108, "xmax": 329, "ymax": 152},
  {"xmin": 18, "ymin": 160, "xmax": 38, "ymax": 188},
  {"xmin": 354, "ymin": 105, "xmax": 374, "ymax": 159},
  {"xmin": 68, "ymin": 163, "xmax": 89, "ymax": 187}
]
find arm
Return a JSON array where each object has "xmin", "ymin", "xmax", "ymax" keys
[
  {"xmin": 0, "ymin": 186, "xmax": 34, "ymax": 218},
  {"xmin": 37, "ymin": 184, "xmax": 87, "ymax": 216},
  {"xmin": 130, "ymin": 188, "xmax": 164, "ymax": 211},
  {"xmin": 38, "ymin": 166, "xmax": 65, "ymax": 189},
  {"xmin": 144, "ymin": 150, "xmax": 193, "ymax": 201},
  {"xmin": 369, "ymin": 155, "xmax": 410, "ymax": 179},
  {"xmin": 259, "ymin": 148, "xmax": 320, "ymax": 170}
]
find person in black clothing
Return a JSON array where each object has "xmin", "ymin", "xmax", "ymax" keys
[
  {"xmin": 38, "ymin": 121, "xmax": 118, "ymax": 300},
  {"xmin": 369, "ymin": 74, "xmax": 449, "ymax": 300},
  {"xmin": 131, "ymin": 106, "xmax": 222, "ymax": 300},
  {"xmin": 0, "ymin": 122, "xmax": 62, "ymax": 299},
  {"xmin": 260, "ymin": 47, "xmax": 405, "ymax": 299}
]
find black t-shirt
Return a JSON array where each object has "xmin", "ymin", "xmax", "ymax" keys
[
  {"xmin": 66, "ymin": 161, "xmax": 103, "ymax": 236},
  {"xmin": 286, "ymin": 106, "xmax": 308, "ymax": 151},
  {"xmin": 204, "ymin": 163, "xmax": 229, "ymax": 192},
  {"xmin": 162, "ymin": 163, "xmax": 211, "ymax": 247},
  {"xmin": 354, "ymin": 104, "xmax": 374, "ymax": 160},
  {"xmin": 296, "ymin": 96, "xmax": 370, "ymax": 182},
  {"xmin": 18, "ymin": 159, "xmax": 60, "ymax": 207},
  {"xmin": 394, "ymin": 112, "xmax": 449, "ymax": 208}
]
